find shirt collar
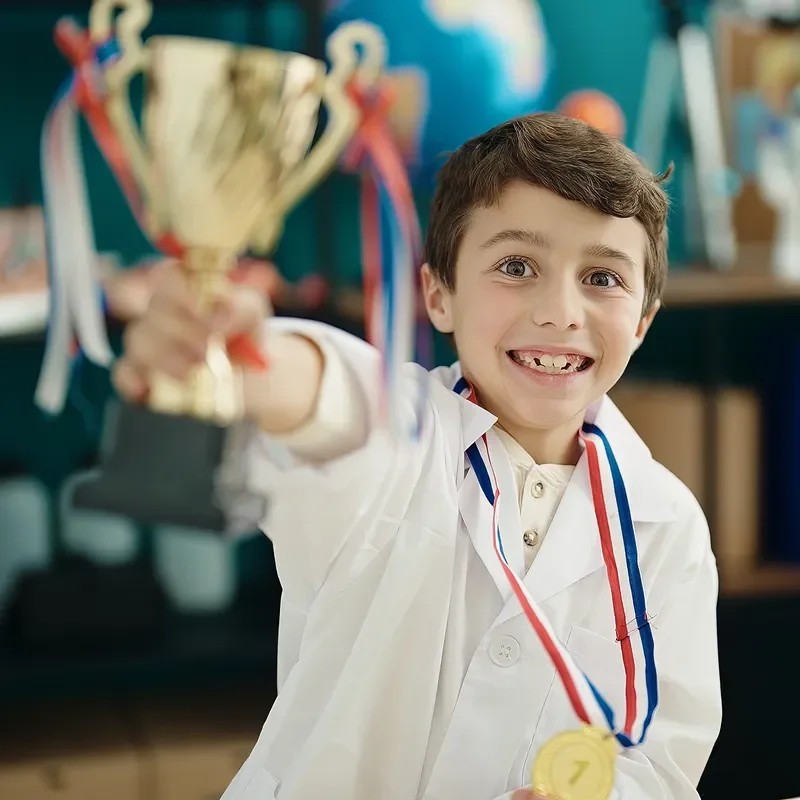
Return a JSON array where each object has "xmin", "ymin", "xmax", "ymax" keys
[{"xmin": 442, "ymin": 363, "xmax": 675, "ymax": 524}]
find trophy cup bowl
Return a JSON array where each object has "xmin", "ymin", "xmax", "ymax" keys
[{"xmin": 70, "ymin": 0, "xmax": 385, "ymax": 530}]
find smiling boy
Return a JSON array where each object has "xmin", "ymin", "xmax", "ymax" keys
[{"xmin": 115, "ymin": 113, "xmax": 722, "ymax": 799}]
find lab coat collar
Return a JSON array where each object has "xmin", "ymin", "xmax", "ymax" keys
[{"xmin": 452, "ymin": 374, "xmax": 677, "ymax": 608}]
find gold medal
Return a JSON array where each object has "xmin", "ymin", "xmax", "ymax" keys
[{"xmin": 531, "ymin": 725, "xmax": 617, "ymax": 800}]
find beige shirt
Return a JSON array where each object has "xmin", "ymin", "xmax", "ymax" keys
[
  {"xmin": 276, "ymin": 341, "xmax": 573, "ymax": 571},
  {"xmin": 492, "ymin": 428, "xmax": 574, "ymax": 571}
]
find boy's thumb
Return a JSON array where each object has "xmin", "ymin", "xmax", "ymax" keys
[{"xmin": 209, "ymin": 285, "xmax": 270, "ymax": 337}]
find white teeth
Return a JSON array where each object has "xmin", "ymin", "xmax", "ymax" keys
[
  {"xmin": 511, "ymin": 351, "xmax": 587, "ymax": 375},
  {"xmin": 512, "ymin": 353, "xmax": 576, "ymax": 374},
  {"xmin": 533, "ymin": 363, "xmax": 573, "ymax": 375}
]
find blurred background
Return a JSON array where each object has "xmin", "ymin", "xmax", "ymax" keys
[{"xmin": 1, "ymin": 0, "xmax": 800, "ymax": 798}]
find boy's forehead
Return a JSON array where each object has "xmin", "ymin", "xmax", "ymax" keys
[{"xmin": 463, "ymin": 182, "xmax": 647, "ymax": 269}]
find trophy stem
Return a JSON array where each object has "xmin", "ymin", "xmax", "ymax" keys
[
  {"xmin": 184, "ymin": 246, "xmax": 236, "ymax": 312},
  {"xmin": 147, "ymin": 247, "xmax": 244, "ymax": 423}
]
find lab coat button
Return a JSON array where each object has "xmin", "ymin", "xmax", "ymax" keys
[
  {"xmin": 489, "ymin": 634, "xmax": 521, "ymax": 667},
  {"xmin": 531, "ymin": 480, "xmax": 545, "ymax": 498}
]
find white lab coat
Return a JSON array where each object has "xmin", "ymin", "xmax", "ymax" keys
[{"xmin": 222, "ymin": 320, "xmax": 722, "ymax": 800}]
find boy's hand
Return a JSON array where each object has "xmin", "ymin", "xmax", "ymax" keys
[
  {"xmin": 511, "ymin": 790, "xmax": 551, "ymax": 800},
  {"xmin": 113, "ymin": 260, "xmax": 268, "ymax": 404},
  {"xmin": 114, "ymin": 259, "xmax": 326, "ymax": 435}
]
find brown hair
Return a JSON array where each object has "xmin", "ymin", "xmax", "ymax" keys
[{"xmin": 425, "ymin": 112, "xmax": 671, "ymax": 313}]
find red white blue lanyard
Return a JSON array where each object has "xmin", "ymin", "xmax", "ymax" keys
[{"xmin": 454, "ymin": 377, "xmax": 658, "ymax": 748}]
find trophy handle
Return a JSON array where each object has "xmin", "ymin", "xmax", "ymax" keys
[
  {"xmin": 89, "ymin": 0, "xmax": 155, "ymax": 214},
  {"xmin": 268, "ymin": 22, "xmax": 386, "ymax": 231}
]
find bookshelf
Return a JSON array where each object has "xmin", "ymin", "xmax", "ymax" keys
[{"xmin": 657, "ymin": 262, "xmax": 800, "ymax": 599}]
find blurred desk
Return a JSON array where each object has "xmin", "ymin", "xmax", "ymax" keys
[{"xmin": 0, "ymin": 685, "xmax": 272, "ymax": 800}]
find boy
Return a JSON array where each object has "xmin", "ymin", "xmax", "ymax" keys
[{"xmin": 115, "ymin": 113, "xmax": 721, "ymax": 799}]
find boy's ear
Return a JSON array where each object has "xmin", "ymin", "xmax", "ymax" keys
[
  {"xmin": 633, "ymin": 299, "xmax": 660, "ymax": 351},
  {"xmin": 421, "ymin": 263, "xmax": 454, "ymax": 334}
]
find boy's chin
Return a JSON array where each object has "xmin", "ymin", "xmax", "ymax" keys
[{"xmin": 502, "ymin": 397, "xmax": 588, "ymax": 432}]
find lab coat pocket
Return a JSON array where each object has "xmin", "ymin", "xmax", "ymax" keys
[
  {"xmin": 566, "ymin": 625, "xmax": 627, "ymax": 716},
  {"xmin": 240, "ymin": 767, "xmax": 281, "ymax": 798},
  {"xmin": 519, "ymin": 626, "xmax": 626, "ymax": 786}
]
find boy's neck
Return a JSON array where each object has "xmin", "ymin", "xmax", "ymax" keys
[{"xmin": 495, "ymin": 416, "xmax": 584, "ymax": 466}]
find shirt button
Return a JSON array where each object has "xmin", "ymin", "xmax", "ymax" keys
[
  {"xmin": 531, "ymin": 480, "xmax": 545, "ymax": 499},
  {"xmin": 489, "ymin": 634, "xmax": 521, "ymax": 667},
  {"xmin": 523, "ymin": 529, "xmax": 539, "ymax": 547}
]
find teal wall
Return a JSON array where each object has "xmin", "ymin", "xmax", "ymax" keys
[{"xmin": 0, "ymin": 0, "xmax": 694, "ymax": 483}]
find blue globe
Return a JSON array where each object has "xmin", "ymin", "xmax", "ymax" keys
[{"xmin": 325, "ymin": 0, "xmax": 552, "ymax": 185}]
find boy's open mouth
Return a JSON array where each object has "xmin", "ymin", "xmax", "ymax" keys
[{"xmin": 507, "ymin": 350, "xmax": 594, "ymax": 375}]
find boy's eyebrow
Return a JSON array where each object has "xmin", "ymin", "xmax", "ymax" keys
[
  {"xmin": 480, "ymin": 228, "xmax": 552, "ymax": 250},
  {"xmin": 480, "ymin": 229, "xmax": 640, "ymax": 271},
  {"xmin": 582, "ymin": 243, "xmax": 639, "ymax": 271}
]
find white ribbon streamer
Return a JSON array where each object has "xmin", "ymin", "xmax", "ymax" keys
[{"xmin": 35, "ymin": 87, "xmax": 114, "ymax": 414}]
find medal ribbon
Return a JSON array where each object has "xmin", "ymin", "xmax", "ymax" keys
[
  {"xmin": 454, "ymin": 377, "xmax": 658, "ymax": 748},
  {"xmin": 342, "ymin": 81, "xmax": 428, "ymax": 438},
  {"xmin": 36, "ymin": 18, "xmax": 266, "ymax": 415}
]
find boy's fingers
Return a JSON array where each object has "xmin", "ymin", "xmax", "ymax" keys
[
  {"xmin": 145, "ymin": 304, "xmax": 211, "ymax": 360},
  {"xmin": 112, "ymin": 357, "xmax": 148, "ymax": 403},
  {"xmin": 122, "ymin": 320, "xmax": 202, "ymax": 382},
  {"xmin": 149, "ymin": 259, "xmax": 196, "ymax": 312}
]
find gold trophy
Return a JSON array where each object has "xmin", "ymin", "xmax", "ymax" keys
[{"xmin": 71, "ymin": 0, "xmax": 385, "ymax": 530}]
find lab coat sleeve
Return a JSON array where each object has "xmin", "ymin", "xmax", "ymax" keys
[
  {"xmin": 240, "ymin": 318, "xmax": 412, "ymax": 609},
  {"xmin": 266, "ymin": 321, "xmax": 371, "ymax": 462}
]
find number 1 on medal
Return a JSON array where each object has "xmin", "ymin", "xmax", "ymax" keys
[{"xmin": 569, "ymin": 760, "xmax": 590, "ymax": 786}]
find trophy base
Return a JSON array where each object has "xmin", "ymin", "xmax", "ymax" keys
[{"xmin": 73, "ymin": 402, "xmax": 242, "ymax": 532}]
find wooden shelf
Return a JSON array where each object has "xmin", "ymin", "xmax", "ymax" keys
[
  {"xmin": 720, "ymin": 564, "xmax": 800, "ymax": 597},
  {"xmin": 664, "ymin": 269, "xmax": 800, "ymax": 307}
]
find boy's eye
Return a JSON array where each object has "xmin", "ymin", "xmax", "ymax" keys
[
  {"xmin": 499, "ymin": 258, "xmax": 533, "ymax": 278},
  {"xmin": 586, "ymin": 270, "xmax": 620, "ymax": 288}
]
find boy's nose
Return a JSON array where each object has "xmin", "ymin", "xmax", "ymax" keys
[{"xmin": 529, "ymin": 280, "xmax": 584, "ymax": 331}]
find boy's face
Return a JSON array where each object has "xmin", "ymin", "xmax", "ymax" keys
[{"xmin": 423, "ymin": 182, "xmax": 658, "ymax": 435}]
